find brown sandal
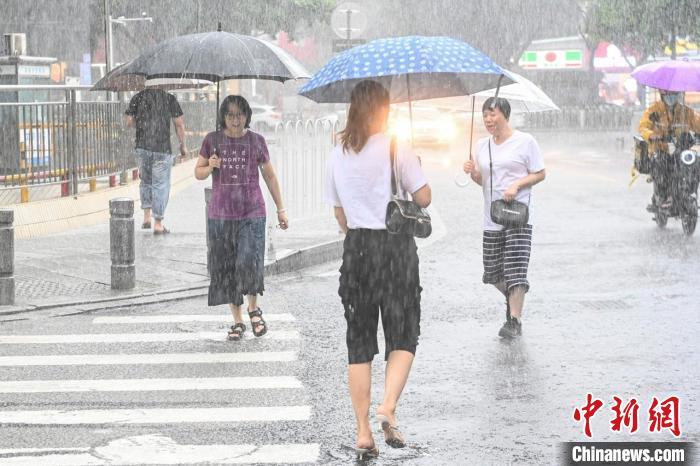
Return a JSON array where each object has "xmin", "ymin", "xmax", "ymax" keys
[
  {"xmin": 227, "ymin": 322, "xmax": 246, "ymax": 341},
  {"xmin": 248, "ymin": 308, "xmax": 267, "ymax": 337}
]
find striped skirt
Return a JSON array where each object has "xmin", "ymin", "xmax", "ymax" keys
[{"xmin": 482, "ymin": 225, "xmax": 533, "ymax": 292}]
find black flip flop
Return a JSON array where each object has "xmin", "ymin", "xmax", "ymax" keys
[{"xmin": 153, "ymin": 227, "xmax": 170, "ymax": 235}]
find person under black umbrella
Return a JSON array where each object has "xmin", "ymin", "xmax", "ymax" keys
[
  {"xmin": 194, "ymin": 95, "xmax": 288, "ymax": 341},
  {"xmin": 125, "ymin": 84, "xmax": 188, "ymax": 234}
]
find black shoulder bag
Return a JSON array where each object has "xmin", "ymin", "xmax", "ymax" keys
[
  {"xmin": 488, "ymin": 139, "xmax": 529, "ymax": 228},
  {"xmin": 385, "ymin": 137, "xmax": 432, "ymax": 238}
]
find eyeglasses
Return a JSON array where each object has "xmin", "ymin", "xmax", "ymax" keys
[{"xmin": 225, "ymin": 112, "xmax": 245, "ymax": 119}]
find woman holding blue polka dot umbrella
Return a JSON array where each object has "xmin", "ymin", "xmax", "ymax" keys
[{"xmin": 302, "ymin": 36, "xmax": 511, "ymax": 459}]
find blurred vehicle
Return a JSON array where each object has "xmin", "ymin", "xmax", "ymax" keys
[
  {"xmin": 250, "ymin": 103, "xmax": 282, "ymax": 131},
  {"xmin": 388, "ymin": 105, "xmax": 458, "ymax": 147}
]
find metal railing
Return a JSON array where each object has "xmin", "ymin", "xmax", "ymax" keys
[
  {"xmin": 268, "ymin": 119, "xmax": 338, "ymax": 219},
  {"xmin": 0, "ymin": 86, "xmax": 341, "ymax": 242},
  {"xmin": 0, "ymin": 86, "xmax": 134, "ymax": 204},
  {"xmin": 0, "ymin": 86, "xmax": 215, "ymax": 205},
  {"xmin": 262, "ymin": 118, "xmax": 340, "ymax": 260}
]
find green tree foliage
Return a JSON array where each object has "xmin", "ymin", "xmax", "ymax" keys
[{"xmin": 587, "ymin": 0, "xmax": 700, "ymax": 62}]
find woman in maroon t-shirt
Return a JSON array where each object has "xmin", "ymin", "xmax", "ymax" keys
[{"xmin": 195, "ymin": 95, "xmax": 288, "ymax": 340}]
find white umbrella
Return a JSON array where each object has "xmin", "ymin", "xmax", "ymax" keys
[
  {"xmin": 473, "ymin": 71, "xmax": 559, "ymax": 113},
  {"xmin": 417, "ymin": 71, "xmax": 559, "ymax": 113}
]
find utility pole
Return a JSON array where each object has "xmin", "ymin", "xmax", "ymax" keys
[
  {"xmin": 104, "ymin": 0, "xmax": 112, "ymax": 72},
  {"xmin": 196, "ymin": 0, "xmax": 201, "ymax": 33}
]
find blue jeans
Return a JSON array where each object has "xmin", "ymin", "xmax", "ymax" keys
[{"xmin": 136, "ymin": 148, "xmax": 174, "ymax": 220}]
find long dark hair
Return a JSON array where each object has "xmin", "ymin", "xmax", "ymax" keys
[
  {"xmin": 339, "ymin": 80, "xmax": 390, "ymax": 153},
  {"xmin": 218, "ymin": 95, "xmax": 252, "ymax": 130}
]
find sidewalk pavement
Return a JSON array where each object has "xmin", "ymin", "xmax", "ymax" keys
[{"xmin": 2, "ymin": 170, "xmax": 343, "ymax": 318}]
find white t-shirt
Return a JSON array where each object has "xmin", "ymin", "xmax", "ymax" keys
[
  {"xmin": 325, "ymin": 133, "xmax": 428, "ymax": 230},
  {"xmin": 475, "ymin": 130, "xmax": 545, "ymax": 231}
]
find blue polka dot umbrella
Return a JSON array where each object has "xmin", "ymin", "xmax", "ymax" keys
[{"xmin": 299, "ymin": 35, "xmax": 514, "ymax": 103}]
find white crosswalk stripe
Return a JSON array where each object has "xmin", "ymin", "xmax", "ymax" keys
[
  {"xmin": 0, "ymin": 311, "xmax": 319, "ymax": 464},
  {"xmin": 0, "ymin": 406, "xmax": 312, "ymax": 425},
  {"xmin": 0, "ymin": 330, "xmax": 299, "ymax": 344},
  {"xmin": 0, "ymin": 351, "xmax": 297, "ymax": 366},
  {"xmin": 92, "ymin": 313, "xmax": 296, "ymax": 324},
  {"xmin": 0, "ymin": 376, "xmax": 303, "ymax": 393}
]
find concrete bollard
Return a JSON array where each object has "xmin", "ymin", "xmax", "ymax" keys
[
  {"xmin": 109, "ymin": 198, "xmax": 135, "ymax": 290},
  {"xmin": 205, "ymin": 187, "xmax": 211, "ymax": 275},
  {"xmin": 20, "ymin": 185, "xmax": 29, "ymax": 203},
  {"xmin": 61, "ymin": 171, "xmax": 71, "ymax": 196},
  {"xmin": 0, "ymin": 210, "xmax": 15, "ymax": 305}
]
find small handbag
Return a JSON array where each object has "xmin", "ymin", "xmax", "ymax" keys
[
  {"xmin": 488, "ymin": 140, "xmax": 530, "ymax": 228},
  {"xmin": 385, "ymin": 138, "xmax": 432, "ymax": 238}
]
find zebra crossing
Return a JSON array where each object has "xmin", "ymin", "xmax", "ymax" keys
[{"xmin": 0, "ymin": 310, "xmax": 320, "ymax": 464}]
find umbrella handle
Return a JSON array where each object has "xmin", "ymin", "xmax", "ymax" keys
[
  {"xmin": 493, "ymin": 74, "xmax": 504, "ymax": 99},
  {"xmin": 456, "ymin": 95, "xmax": 478, "ymax": 188},
  {"xmin": 468, "ymin": 95, "xmax": 475, "ymax": 162},
  {"xmin": 216, "ymin": 81, "xmax": 220, "ymax": 131}
]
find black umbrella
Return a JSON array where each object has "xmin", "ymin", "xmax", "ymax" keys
[
  {"xmin": 89, "ymin": 66, "xmax": 211, "ymax": 92},
  {"xmin": 92, "ymin": 25, "xmax": 309, "ymax": 126}
]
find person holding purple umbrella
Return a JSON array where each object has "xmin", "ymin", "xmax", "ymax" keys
[{"xmin": 639, "ymin": 89, "xmax": 700, "ymax": 210}]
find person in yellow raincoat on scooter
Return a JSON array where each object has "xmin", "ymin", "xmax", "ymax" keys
[{"xmin": 639, "ymin": 89, "xmax": 700, "ymax": 210}]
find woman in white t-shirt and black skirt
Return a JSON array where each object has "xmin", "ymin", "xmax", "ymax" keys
[
  {"xmin": 463, "ymin": 97, "xmax": 546, "ymax": 339},
  {"xmin": 325, "ymin": 80, "xmax": 431, "ymax": 460}
]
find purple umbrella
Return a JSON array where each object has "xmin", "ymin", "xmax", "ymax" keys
[{"xmin": 631, "ymin": 59, "xmax": 700, "ymax": 92}]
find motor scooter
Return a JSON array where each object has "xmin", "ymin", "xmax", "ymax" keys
[{"xmin": 635, "ymin": 131, "xmax": 700, "ymax": 235}]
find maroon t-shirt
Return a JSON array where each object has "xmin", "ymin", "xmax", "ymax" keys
[{"xmin": 200, "ymin": 130, "xmax": 270, "ymax": 220}]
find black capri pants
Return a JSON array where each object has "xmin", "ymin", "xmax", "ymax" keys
[{"xmin": 339, "ymin": 229, "xmax": 422, "ymax": 364}]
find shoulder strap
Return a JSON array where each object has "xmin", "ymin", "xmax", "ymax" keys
[
  {"xmin": 390, "ymin": 136, "xmax": 398, "ymax": 198},
  {"xmin": 488, "ymin": 139, "xmax": 493, "ymax": 201}
]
